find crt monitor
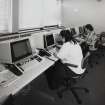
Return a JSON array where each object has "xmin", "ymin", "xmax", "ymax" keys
[
  {"xmin": 44, "ymin": 34, "xmax": 55, "ymax": 49},
  {"xmin": 11, "ymin": 39, "xmax": 32, "ymax": 62},
  {"xmin": 79, "ymin": 26, "xmax": 84, "ymax": 34},
  {"xmin": 70, "ymin": 28, "xmax": 76, "ymax": 35},
  {"xmin": 0, "ymin": 38, "xmax": 32, "ymax": 63}
]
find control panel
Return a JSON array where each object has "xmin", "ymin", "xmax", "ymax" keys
[
  {"xmin": 16, "ymin": 55, "xmax": 42, "ymax": 67},
  {"xmin": 15, "ymin": 54, "xmax": 43, "ymax": 72}
]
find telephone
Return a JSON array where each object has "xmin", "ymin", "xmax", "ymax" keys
[{"xmin": 4, "ymin": 63, "xmax": 23, "ymax": 76}]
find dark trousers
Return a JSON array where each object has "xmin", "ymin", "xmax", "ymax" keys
[
  {"xmin": 80, "ymin": 42, "xmax": 89, "ymax": 57},
  {"xmin": 45, "ymin": 60, "xmax": 79, "ymax": 89}
]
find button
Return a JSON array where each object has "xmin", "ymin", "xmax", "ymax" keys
[{"xmin": 16, "ymin": 63, "xmax": 21, "ymax": 66}]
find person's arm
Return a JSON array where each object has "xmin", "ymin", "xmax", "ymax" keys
[
  {"xmin": 81, "ymin": 52, "xmax": 90, "ymax": 68},
  {"xmin": 75, "ymin": 37, "xmax": 85, "ymax": 44},
  {"xmin": 53, "ymin": 53, "xmax": 78, "ymax": 68},
  {"xmin": 64, "ymin": 63, "xmax": 78, "ymax": 68},
  {"xmin": 53, "ymin": 52, "xmax": 59, "ymax": 59},
  {"xmin": 55, "ymin": 44, "xmax": 62, "ymax": 49}
]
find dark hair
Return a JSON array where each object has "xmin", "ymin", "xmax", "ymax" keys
[
  {"xmin": 85, "ymin": 24, "xmax": 94, "ymax": 31},
  {"xmin": 60, "ymin": 29, "xmax": 77, "ymax": 44},
  {"xmin": 100, "ymin": 32, "xmax": 105, "ymax": 41}
]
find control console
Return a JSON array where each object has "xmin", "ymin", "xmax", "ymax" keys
[
  {"xmin": 16, "ymin": 55, "xmax": 42, "ymax": 67},
  {"xmin": 15, "ymin": 54, "xmax": 43, "ymax": 72}
]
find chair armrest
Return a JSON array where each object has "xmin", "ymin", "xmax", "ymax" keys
[
  {"xmin": 81, "ymin": 52, "xmax": 90, "ymax": 69},
  {"xmin": 64, "ymin": 63, "xmax": 78, "ymax": 68}
]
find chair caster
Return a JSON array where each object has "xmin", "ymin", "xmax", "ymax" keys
[
  {"xmin": 85, "ymin": 88, "xmax": 89, "ymax": 93},
  {"xmin": 77, "ymin": 99, "xmax": 82, "ymax": 104},
  {"xmin": 90, "ymin": 64, "xmax": 93, "ymax": 68},
  {"xmin": 96, "ymin": 62, "xmax": 98, "ymax": 64},
  {"xmin": 57, "ymin": 91, "xmax": 63, "ymax": 98}
]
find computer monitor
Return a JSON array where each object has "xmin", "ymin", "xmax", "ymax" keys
[
  {"xmin": 79, "ymin": 26, "xmax": 84, "ymax": 34},
  {"xmin": 70, "ymin": 28, "xmax": 76, "ymax": 35},
  {"xmin": 83, "ymin": 25, "xmax": 87, "ymax": 35},
  {"xmin": 11, "ymin": 39, "xmax": 32, "ymax": 62},
  {"xmin": 44, "ymin": 34, "xmax": 55, "ymax": 49},
  {"xmin": 0, "ymin": 38, "xmax": 32, "ymax": 63}
]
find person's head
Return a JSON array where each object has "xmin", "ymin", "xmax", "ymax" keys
[
  {"xmin": 59, "ymin": 29, "xmax": 77, "ymax": 44},
  {"xmin": 100, "ymin": 32, "xmax": 105, "ymax": 43},
  {"xmin": 85, "ymin": 24, "xmax": 94, "ymax": 33}
]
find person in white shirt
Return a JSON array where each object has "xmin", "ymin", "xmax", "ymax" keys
[{"xmin": 54, "ymin": 30, "xmax": 85, "ymax": 75}]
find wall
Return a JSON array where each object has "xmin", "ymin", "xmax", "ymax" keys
[{"xmin": 61, "ymin": 0, "xmax": 105, "ymax": 33}]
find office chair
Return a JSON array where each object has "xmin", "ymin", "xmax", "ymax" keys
[
  {"xmin": 80, "ymin": 38, "xmax": 101, "ymax": 67},
  {"xmin": 97, "ymin": 32, "xmax": 105, "ymax": 57},
  {"xmin": 88, "ymin": 39, "xmax": 103, "ymax": 67},
  {"xmin": 53, "ymin": 56, "xmax": 89, "ymax": 104}
]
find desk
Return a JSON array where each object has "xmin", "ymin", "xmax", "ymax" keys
[{"xmin": 0, "ymin": 54, "xmax": 57, "ymax": 104}]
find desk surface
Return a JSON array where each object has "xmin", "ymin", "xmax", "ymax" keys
[{"xmin": 0, "ymin": 54, "xmax": 57, "ymax": 103}]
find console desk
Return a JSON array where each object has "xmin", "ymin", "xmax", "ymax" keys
[{"xmin": 0, "ymin": 53, "xmax": 58, "ymax": 104}]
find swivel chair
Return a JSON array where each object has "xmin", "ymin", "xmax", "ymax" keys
[
  {"xmin": 55, "ymin": 56, "xmax": 89, "ymax": 104},
  {"xmin": 88, "ymin": 39, "xmax": 103, "ymax": 67},
  {"xmin": 97, "ymin": 32, "xmax": 105, "ymax": 57}
]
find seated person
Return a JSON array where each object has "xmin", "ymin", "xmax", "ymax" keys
[
  {"xmin": 84, "ymin": 24, "xmax": 98, "ymax": 50},
  {"xmin": 53, "ymin": 29, "xmax": 86, "ymax": 75},
  {"xmin": 80, "ymin": 24, "xmax": 98, "ymax": 56}
]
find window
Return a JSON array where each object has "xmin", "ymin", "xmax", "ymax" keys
[
  {"xmin": 19, "ymin": 0, "xmax": 43, "ymax": 29},
  {"xmin": 0, "ymin": 0, "xmax": 11, "ymax": 33},
  {"xmin": 42, "ymin": 0, "xmax": 61, "ymax": 26},
  {"xmin": 0, "ymin": 0, "xmax": 61, "ymax": 33},
  {"xmin": 19, "ymin": 0, "xmax": 61, "ymax": 30}
]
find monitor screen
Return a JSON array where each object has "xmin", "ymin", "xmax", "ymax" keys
[
  {"xmin": 79, "ymin": 26, "xmax": 84, "ymax": 34},
  {"xmin": 70, "ymin": 28, "xmax": 76, "ymax": 35},
  {"xmin": 44, "ymin": 34, "xmax": 55, "ymax": 48},
  {"xmin": 83, "ymin": 26, "xmax": 87, "ymax": 35},
  {"xmin": 11, "ymin": 39, "xmax": 32, "ymax": 62}
]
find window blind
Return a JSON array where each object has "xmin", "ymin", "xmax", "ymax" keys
[
  {"xmin": 19, "ymin": 0, "xmax": 43, "ymax": 29},
  {"xmin": 0, "ymin": 0, "xmax": 11, "ymax": 33},
  {"xmin": 19, "ymin": 0, "xmax": 61, "ymax": 30}
]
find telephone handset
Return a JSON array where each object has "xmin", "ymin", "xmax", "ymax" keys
[{"xmin": 4, "ymin": 63, "xmax": 23, "ymax": 76}]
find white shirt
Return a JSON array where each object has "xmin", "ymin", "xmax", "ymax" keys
[{"xmin": 57, "ymin": 42, "xmax": 85, "ymax": 74}]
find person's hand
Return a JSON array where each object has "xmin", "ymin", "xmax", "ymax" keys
[
  {"xmin": 56, "ymin": 44, "xmax": 62, "ymax": 49},
  {"xmin": 53, "ymin": 52, "xmax": 57, "ymax": 57},
  {"xmin": 53, "ymin": 52, "xmax": 59, "ymax": 59}
]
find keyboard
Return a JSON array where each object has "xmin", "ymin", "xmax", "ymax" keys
[
  {"xmin": 17, "ymin": 55, "xmax": 43, "ymax": 72},
  {"xmin": 38, "ymin": 49, "xmax": 51, "ymax": 57}
]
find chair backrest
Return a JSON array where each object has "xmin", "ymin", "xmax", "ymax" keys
[
  {"xmin": 99, "ymin": 32, "xmax": 105, "ymax": 45},
  {"xmin": 81, "ymin": 52, "xmax": 90, "ymax": 69}
]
